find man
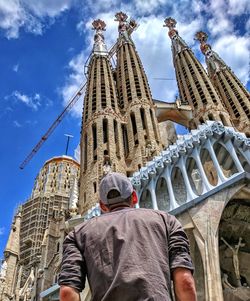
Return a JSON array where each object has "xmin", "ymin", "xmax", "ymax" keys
[{"xmin": 59, "ymin": 172, "xmax": 196, "ymax": 301}]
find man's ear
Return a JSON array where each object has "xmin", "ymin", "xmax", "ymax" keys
[
  {"xmin": 132, "ymin": 191, "xmax": 138, "ymax": 205},
  {"xmin": 99, "ymin": 200, "xmax": 110, "ymax": 213}
]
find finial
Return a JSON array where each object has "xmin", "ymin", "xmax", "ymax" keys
[
  {"xmin": 92, "ymin": 19, "xmax": 106, "ymax": 31},
  {"xmin": 195, "ymin": 31, "xmax": 211, "ymax": 55},
  {"xmin": 163, "ymin": 17, "xmax": 177, "ymax": 30},
  {"xmin": 115, "ymin": 11, "xmax": 128, "ymax": 23},
  {"xmin": 195, "ymin": 31, "xmax": 208, "ymax": 43},
  {"xmin": 115, "ymin": 11, "xmax": 138, "ymax": 34}
]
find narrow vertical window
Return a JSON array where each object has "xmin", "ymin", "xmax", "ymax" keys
[
  {"xmin": 103, "ymin": 119, "xmax": 108, "ymax": 144},
  {"xmin": 130, "ymin": 112, "xmax": 138, "ymax": 145},
  {"xmin": 114, "ymin": 120, "xmax": 120, "ymax": 157},
  {"xmin": 92, "ymin": 124, "xmax": 97, "ymax": 161},
  {"xmin": 122, "ymin": 124, "xmax": 129, "ymax": 157},
  {"xmin": 140, "ymin": 108, "xmax": 146, "ymax": 129}
]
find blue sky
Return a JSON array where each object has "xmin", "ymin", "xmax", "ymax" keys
[{"xmin": 0, "ymin": 0, "xmax": 249, "ymax": 257}]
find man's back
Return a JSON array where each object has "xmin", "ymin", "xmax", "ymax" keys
[{"xmin": 60, "ymin": 208, "xmax": 193, "ymax": 301}]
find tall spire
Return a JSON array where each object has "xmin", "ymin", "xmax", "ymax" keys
[
  {"xmin": 79, "ymin": 19, "xmax": 127, "ymax": 214},
  {"xmin": 195, "ymin": 31, "xmax": 250, "ymax": 135},
  {"xmin": 164, "ymin": 18, "xmax": 232, "ymax": 128},
  {"xmin": 114, "ymin": 12, "xmax": 162, "ymax": 173},
  {"xmin": 92, "ymin": 19, "xmax": 108, "ymax": 55}
]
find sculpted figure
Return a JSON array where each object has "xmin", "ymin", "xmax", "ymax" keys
[{"xmin": 221, "ymin": 237, "xmax": 245, "ymax": 287}]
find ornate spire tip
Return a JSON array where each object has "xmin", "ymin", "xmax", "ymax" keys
[
  {"xmin": 195, "ymin": 31, "xmax": 208, "ymax": 43},
  {"xmin": 163, "ymin": 17, "xmax": 177, "ymax": 29},
  {"xmin": 92, "ymin": 19, "xmax": 106, "ymax": 31}
]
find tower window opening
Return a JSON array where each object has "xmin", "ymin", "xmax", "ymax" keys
[
  {"xmin": 107, "ymin": 62, "xmax": 116, "ymax": 110},
  {"xmin": 114, "ymin": 120, "xmax": 120, "ymax": 157},
  {"xmin": 130, "ymin": 112, "xmax": 138, "ymax": 145},
  {"xmin": 92, "ymin": 86, "xmax": 97, "ymax": 113},
  {"xmin": 93, "ymin": 182, "xmax": 97, "ymax": 193},
  {"xmin": 122, "ymin": 124, "xmax": 129, "ymax": 157},
  {"xmin": 92, "ymin": 124, "xmax": 97, "ymax": 161},
  {"xmin": 140, "ymin": 108, "xmax": 146, "ymax": 130},
  {"xmin": 103, "ymin": 119, "xmax": 108, "ymax": 144}
]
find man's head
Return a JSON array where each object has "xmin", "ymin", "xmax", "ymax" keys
[{"xmin": 99, "ymin": 172, "xmax": 138, "ymax": 212}]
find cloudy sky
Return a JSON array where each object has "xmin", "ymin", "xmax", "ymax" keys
[{"xmin": 0, "ymin": 0, "xmax": 249, "ymax": 256}]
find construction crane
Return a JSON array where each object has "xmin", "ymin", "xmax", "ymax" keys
[
  {"xmin": 19, "ymin": 82, "xmax": 86, "ymax": 169},
  {"xmin": 19, "ymin": 18, "xmax": 138, "ymax": 170}
]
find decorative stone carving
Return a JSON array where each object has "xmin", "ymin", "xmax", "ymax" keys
[{"xmin": 221, "ymin": 237, "xmax": 246, "ymax": 287}]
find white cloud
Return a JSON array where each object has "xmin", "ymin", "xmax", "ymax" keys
[
  {"xmin": 227, "ymin": 0, "xmax": 250, "ymax": 16},
  {"xmin": 13, "ymin": 64, "xmax": 19, "ymax": 72},
  {"xmin": 61, "ymin": 52, "xmax": 86, "ymax": 117},
  {"xmin": 0, "ymin": 0, "xmax": 73, "ymax": 39},
  {"xmin": 246, "ymin": 18, "xmax": 250, "ymax": 32},
  {"xmin": 12, "ymin": 91, "xmax": 41, "ymax": 110},
  {"xmin": 13, "ymin": 120, "xmax": 22, "ymax": 127},
  {"xmin": 23, "ymin": 0, "xmax": 73, "ymax": 18},
  {"xmin": 133, "ymin": 0, "xmax": 167, "ymax": 14}
]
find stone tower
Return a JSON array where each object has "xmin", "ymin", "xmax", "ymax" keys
[
  {"xmin": 79, "ymin": 19, "xmax": 127, "ymax": 214},
  {"xmin": 0, "ymin": 210, "xmax": 21, "ymax": 301},
  {"xmin": 163, "ymin": 17, "xmax": 232, "ymax": 128},
  {"xmin": 19, "ymin": 156, "xmax": 79, "ymax": 269},
  {"xmin": 115, "ymin": 12, "xmax": 162, "ymax": 173},
  {"xmin": 195, "ymin": 31, "xmax": 250, "ymax": 136}
]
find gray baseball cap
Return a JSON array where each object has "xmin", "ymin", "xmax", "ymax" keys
[{"xmin": 99, "ymin": 172, "xmax": 133, "ymax": 205}]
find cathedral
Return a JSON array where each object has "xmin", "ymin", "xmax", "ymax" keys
[{"xmin": 0, "ymin": 12, "xmax": 249, "ymax": 301}]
